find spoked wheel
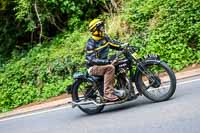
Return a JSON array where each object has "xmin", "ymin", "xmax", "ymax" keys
[
  {"xmin": 72, "ymin": 79, "xmax": 104, "ymax": 115},
  {"xmin": 135, "ymin": 61, "xmax": 176, "ymax": 102}
]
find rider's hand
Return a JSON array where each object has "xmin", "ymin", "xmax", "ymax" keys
[
  {"xmin": 121, "ymin": 43, "xmax": 129, "ymax": 50},
  {"xmin": 111, "ymin": 59, "xmax": 118, "ymax": 65},
  {"xmin": 121, "ymin": 43, "xmax": 129, "ymax": 47}
]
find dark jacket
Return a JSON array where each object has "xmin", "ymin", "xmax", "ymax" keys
[{"xmin": 85, "ymin": 34, "xmax": 123, "ymax": 68}]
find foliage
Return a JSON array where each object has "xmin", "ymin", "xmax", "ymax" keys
[
  {"xmin": 0, "ymin": 1, "xmax": 18, "ymax": 63},
  {"xmin": 0, "ymin": 0, "xmax": 119, "ymax": 65},
  {"xmin": 122, "ymin": 0, "xmax": 200, "ymax": 70},
  {"xmin": 0, "ymin": 31, "xmax": 88, "ymax": 112}
]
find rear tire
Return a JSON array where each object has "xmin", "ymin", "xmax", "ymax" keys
[
  {"xmin": 135, "ymin": 61, "xmax": 176, "ymax": 102},
  {"xmin": 72, "ymin": 79, "xmax": 104, "ymax": 115}
]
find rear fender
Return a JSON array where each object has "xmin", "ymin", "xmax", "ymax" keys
[
  {"xmin": 66, "ymin": 84, "xmax": 73, "ymax": 94},
  {"xmin": 73, "ymin": 72, "xmax": 87, "ymax": 79},
  {"xmin": 66, "ymin": 72, "xmax": 96, "ymax": 94}
]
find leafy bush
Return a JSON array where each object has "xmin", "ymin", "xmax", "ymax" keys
[
  {"xmin": 122, "ymin": 0, "xmax": 200, "ymax": 70},
  {"xmin": 0, "ymin": 0, "xmax": 121, "ymax": 64},
  {"xmin": 0, "ymin": 31, "xmax": 88, "ymax": 112}
]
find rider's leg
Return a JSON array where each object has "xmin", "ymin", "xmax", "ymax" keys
[{"xmin": 89, "ymin": 65, "xmax": 118, "ymax": 101}]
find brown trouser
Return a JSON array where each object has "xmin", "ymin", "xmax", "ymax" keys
[{"xmin": 89, "ymin": 65, "xmax": 117, "ymax": 100}]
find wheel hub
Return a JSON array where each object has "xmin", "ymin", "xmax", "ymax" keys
[{"xmin": 150, "ymin": 76, "xmax": 161, "ymax": 88}]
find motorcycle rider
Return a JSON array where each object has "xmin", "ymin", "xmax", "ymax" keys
[{"xmin": 85, "ymin": 18, "xmax": 125, "ymax": 102}]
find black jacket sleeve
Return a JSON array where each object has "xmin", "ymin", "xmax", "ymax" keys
[{"xmin": 105, "ymin": 35, "xmax": 123, "ymax": 51}]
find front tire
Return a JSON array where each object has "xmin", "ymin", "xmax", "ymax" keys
[
  {"xmin": 72, "ymin": 79, "xmax": 104, "ymax": 115},
  {"xmin": 135, "ymin": 61, "xmax": 176, "ymax": 102}
]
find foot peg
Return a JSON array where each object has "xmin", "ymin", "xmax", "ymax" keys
[
  {"xmin": 113, "ymin": 89, "xmax": 126, "ymax": 98},
  {"xmin": 128, "ymin": 92, "xmax": 139, "ymax": 101}
]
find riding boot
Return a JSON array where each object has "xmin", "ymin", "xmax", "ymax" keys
[{"xmin": 103, "ymin": 65, "xmax": 119, "ymax": 101}]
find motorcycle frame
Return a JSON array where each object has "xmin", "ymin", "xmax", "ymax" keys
[{"xmin": 67, "ymin": 49, "xmax": 161, "ymax": 97}]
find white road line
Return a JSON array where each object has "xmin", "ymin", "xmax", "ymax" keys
[
  {"xmin": 147, "ymin": 78, "xmax": 200, "ymax": 91},
  {"xmin": 177, "ymin": 78, "xmax": 200, "ymax": 86},
  {"xmin": 0, "ymin": 77, "xmax": 200, "ymax": 122},
  {"xmin": 0, "ymin": 105, "xmax": 71, "ymax": 122}
]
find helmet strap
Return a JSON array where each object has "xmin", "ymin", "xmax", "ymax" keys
[
  {"xmin": 92, "ymin": 35, "xmax": 103, "ymax": 41},
  {"xmin": 91, "ymin": 29, "xmax": 105, "ymax": 40}
]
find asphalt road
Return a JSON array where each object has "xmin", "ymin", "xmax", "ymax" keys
[{"xmin": 1, "ymin": 76, "xmax": 200, "ymax": 133}]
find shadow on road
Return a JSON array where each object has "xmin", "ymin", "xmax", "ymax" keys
[
  {"xmin": 102, "ymin": 98, "xmax": 155, "ymax": 114},
  {"xmin": 75, "ymin": 96, "xmax": 180, "ymax": 119},
  {"xmin": 71, "ymin": 86, "xmax": 196, "ymax": 121}
]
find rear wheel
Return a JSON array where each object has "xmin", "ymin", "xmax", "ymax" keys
[
  {"xmin": 72, "ymin": 79, "xmax": 104, "ymax": 115},
  {"xmin": 135, "ymin": 61, "xmax": 176, "ymax": 102}
]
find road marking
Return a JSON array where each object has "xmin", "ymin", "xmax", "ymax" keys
[
  {"xmin": 0, "ymin": 77, "xmax": 200, "ymax": 122},
  {"xmin": 147, "ymin": 78, "xmax": 200, "ymax": 91},
  {"xmin": 177, "ymin": 78, "xmax": 200, "ymax": 86},
  {"xmin": 0, "ymin": 105, "xmax": 71, "ymax": 122}
]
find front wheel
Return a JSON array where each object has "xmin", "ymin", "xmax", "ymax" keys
[
  {"xmin": 135, "ymin": 61, "xmax": 176, "ymax": 102},
  {"xmin": 72, "ymin": 79, "xmax": 104, "ymax": 115}
]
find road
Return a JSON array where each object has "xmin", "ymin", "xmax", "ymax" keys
[{"xmin": 0, "ymin": 76, "xmax": 200, "ymax": 133}]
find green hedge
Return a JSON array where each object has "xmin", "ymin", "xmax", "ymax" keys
[
  {"xmin": 0, "ymin": 31, "xmax": 88, "ymax": 112},
  {"xmin": 122, "ymin": 0, "xmax": 200, "ymax": 70}
]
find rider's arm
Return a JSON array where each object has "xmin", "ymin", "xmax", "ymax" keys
[
  {"xmin": 86, "ymin": 40, "xmax": 110, "ymax": 65},
  {"xmin": 105, "ymin": 35, "xmax": 123, "ymax": 51}
]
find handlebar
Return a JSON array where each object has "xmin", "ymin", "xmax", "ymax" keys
[
  {"xmin": 109, "ymin": 44, "xmax": 140, "ymax": 62},
  {"xmin": 122, "ymin": 43, "xmax": 140, "ymax": 53}
]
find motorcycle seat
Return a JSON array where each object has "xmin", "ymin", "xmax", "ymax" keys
[{"xmin": 91, "ymin": 76, "xmax": 103, "ymax": 81}]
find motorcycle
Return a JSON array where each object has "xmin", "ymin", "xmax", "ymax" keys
[{"xmin": 67, "ymin": 44, "xmax": 176, "ymax": 114}]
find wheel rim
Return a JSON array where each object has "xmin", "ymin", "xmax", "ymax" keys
[
  {"xmin": 74, "ymin": 80, "xmax": 103, "ymax": 111},
  {"xmin": 140, "ymin": 64, "xmax": 172, "ymax": 100}
]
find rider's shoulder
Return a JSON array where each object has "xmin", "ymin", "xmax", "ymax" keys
[
  {"xmin": 86, "ymin": 38, "xmax": 95, "ymax": 49},
  {"xmin": 86, "ymin": 38, "xmax": 95, "ymax": 44}
]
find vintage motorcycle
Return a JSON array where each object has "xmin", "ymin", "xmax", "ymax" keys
[{"xmin": 67, "ymin": 44, "xmax": 176, "ymax": 114}]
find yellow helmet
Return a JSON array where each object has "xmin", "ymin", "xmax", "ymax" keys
[{"xmin": 88, "ymin": 19, "xmax": 104, "ymax": 32}]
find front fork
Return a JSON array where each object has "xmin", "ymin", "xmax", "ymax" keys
[{"xmin": 136, "ymin": 61, "xmax": 161, "ymax": 90}]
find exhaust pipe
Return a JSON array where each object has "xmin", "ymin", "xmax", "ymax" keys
[
  {"xmin": 70, "ymin": 101, "xmax": 104, "ymax": 108},
  {"xmin": 69, "ymin": 99, "xmax": 128, "ymax": 108}
]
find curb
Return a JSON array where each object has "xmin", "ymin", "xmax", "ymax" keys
[
  {"xmin": 174, "ymin": 68, "xmax": 200, "ymax": 80},
  {"xmin": 0, "ymin": 97, "xmax": 72, "ymax": 120},
  {"xmin": 0, "ymin": 67, "xmax": 200, "ymax": 120}
]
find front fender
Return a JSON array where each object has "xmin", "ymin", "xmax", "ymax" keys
[{"xmin": 144, "ymin": 54, "xmax": 160, "ymax": 61}]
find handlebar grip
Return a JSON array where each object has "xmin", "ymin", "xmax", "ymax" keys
[
  {"xmin": 132, "ymin": 46, "xmax": 140, "ymax": 51},
  {"xmin": 125, "ymin": 45, "xmax": 139, "ymax": 52}
]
